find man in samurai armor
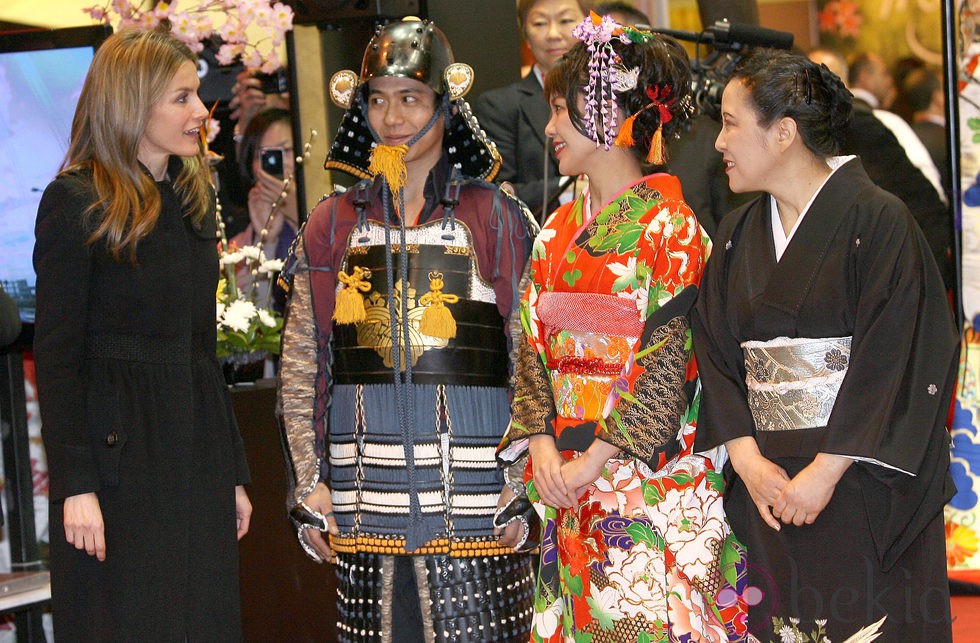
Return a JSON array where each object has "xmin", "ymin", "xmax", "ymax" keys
[{"xmin": 278, "ymin": 17, "xmax": 539, "ymax": 643}]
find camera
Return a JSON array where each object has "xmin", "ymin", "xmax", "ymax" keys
[
  {"xmin": 255, "ymin": 68, "xmax": 288, "ymax": 94},
  {"xmin": 260, "ymin": 148, "xmax": 285, "ymax": 179},
  {"xmin": 653, "ymin": 21, "xmax": 794, "ymax": 121}
]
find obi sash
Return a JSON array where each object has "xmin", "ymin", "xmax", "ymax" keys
[
  {"xmin": 537, "ymin": 291, "xmax": 643, "ymax": 421},
  {"xmin": 741, "ymin": 335, "xmax": 852, "ymax": 431}
]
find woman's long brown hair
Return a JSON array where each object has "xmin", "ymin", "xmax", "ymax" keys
[{"xmin": 62, "ymin": 26, "xmax": 211, "ymax": 262}]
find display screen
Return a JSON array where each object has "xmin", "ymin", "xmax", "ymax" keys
[{"xmin": 0, "ymin": 26, "xmax": 109, "ymax": 324}]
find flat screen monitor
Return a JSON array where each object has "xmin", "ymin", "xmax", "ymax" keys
[{"xmin": 0, "ymin": 25, "xmax": 111, "ymax": 328}]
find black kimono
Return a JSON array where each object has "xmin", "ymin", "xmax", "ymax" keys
[
  {"xmin": 692, "ymin": 158, "xmax": 956, "ymax": 642},
  {"xmin": 33, "ymin": 159, "xmax": 250, "ymax": 641}
]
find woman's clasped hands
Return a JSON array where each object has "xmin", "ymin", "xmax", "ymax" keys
[
  {"xmin": 529, "ymin": 434, "xmax": 619, "ymax": 508},
  {"xmin": 727, "ymin": 436, "xmax": 851, "ymax": 530}
]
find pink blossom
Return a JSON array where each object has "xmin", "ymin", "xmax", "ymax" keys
[
  {"xmin": 170, "ymin": 11, "xmax": 197, "ymax": 38},
  {"xmin": 254, "ymin": 4, "xmax": 272, "ymax": 26},
  {"xmin": 85, "ymin": 6, "xmax": 107, "ymax": 20},
  {"xmin": 152, "ymin": 1, "xmax": 174, "ymax": 21},
  {"xmin": 219, "ymin": 21, "xmax": 246, "ymax": 45},
  {"xmin": 205, "ymin": 118, "xmax": 221, "ymax": 143},
  {"xmin": 111, "ymin": 0, "xmax": 134, "ymax": 16},
  {"xmin": 134, "ymin": 12, "xmax": 159, "ymax": 30},
  {"xmin": 215, "ymin": 43, "xmax": 243, "ymax": 66},
  {"xmin": 242, "ymin": 48, "xmax": 263, "ymax": 71},
  {"xmin": 238, "ymin": 0, "xmax": 261, "ymax": 25},
  {"xmin": 86, "ymin": 0, "xmax": 293, "ymax": 72},
  {"xmin": 194, "ymin": 15, "xmax": 215, "ymax": 39},
  {"xmin": 259, "ymin": 53, "xmax": 282, "ymax": 75},
  {"xmin": 271, "ymin": 3, "xmax": 294, "ymax": 34}
]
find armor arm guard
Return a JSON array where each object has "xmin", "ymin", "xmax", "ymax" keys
[
  {"xmin": 278, "ymin": 240, "xmax": 328, "ymax": 556},
  {"xmin": 492, "ymin": 450, "xmax": 540, "ymax": 552}
]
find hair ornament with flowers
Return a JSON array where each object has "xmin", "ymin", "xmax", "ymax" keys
[
  {"xmin": 572, "ymin": 12, "xmax": 632, "ymax": 149},
  {"xmin": 573, "ymin": 11, "xmax": 674, "ymax": 164}
]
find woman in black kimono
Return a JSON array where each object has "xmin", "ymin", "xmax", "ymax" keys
[
  {"xmin": 33, "ymin": 27, "xmax": 251, "ymax": 641},
  {"xmin": 692, "ymin": 49, "xmax": 956, "ymax": 642}
]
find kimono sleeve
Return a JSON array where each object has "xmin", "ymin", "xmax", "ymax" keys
[
  {"xmin": 691, "ymin": 208, "xmax": 758, "ymax": 453},
  {"xmin": 824, "ymin": 197, "xmax": 957, "ymax": 568},
  {"xmin": 820, "ymin": 200, "xmax": 958, "ymax": 477},
  {"xmin": 499, "ymin": 233, "xmax": 557, "ymax": 456},
  {"xmin": 595, "ymin": 201, "xmax": 708, "ymax": 465}
]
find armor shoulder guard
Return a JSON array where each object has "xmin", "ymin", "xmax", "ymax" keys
[
  {"xmin": 277, "ymin": 219, "xmax": 311, "ymax": 293},
  {"xmin": 499, "ymin": 182, "xmax": 540, "ymax": 237},
  {"xmin": 279, "ymin": 180, "xmax": 371, "ymax": 293},
  {"xmin": 453, "ymin": 176, "xmax": 540, "ymax": 237}
]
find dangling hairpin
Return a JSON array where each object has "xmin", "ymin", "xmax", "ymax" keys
[
  {"xmin": 572, "ymin": 12, "xmax": 633, "ymax": 149},
  {"xmin": 574, "ymin": 12, "xmax": 665, "ymax": 156}
]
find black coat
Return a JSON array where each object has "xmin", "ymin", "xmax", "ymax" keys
[
  {"xmin": 33, "ymin": 160, "xmax": 250, "ymax": 641},
  {"xmin": 474, "ymin": 72, "xmax": 562, "ymax": 220},
  {"xmin": 912, "ymin": 119, "xmax": 951, "ymax": 197}
]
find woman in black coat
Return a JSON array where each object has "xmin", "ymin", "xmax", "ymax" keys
[{"xmin": 33, "ymin": 26, "xmax": 251, "ymax": 641}]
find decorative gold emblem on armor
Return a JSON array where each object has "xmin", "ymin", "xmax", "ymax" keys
[{"xmin": 356, "ymin": 279, "xmax": 449, "ymax": 367}]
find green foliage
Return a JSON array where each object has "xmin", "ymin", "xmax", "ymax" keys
[
  {"xmin": 720, "ymin": 536, "xmax": 744, "ymax": 590},
  {"xmin": 625, "ymin": 521, "xmax": 665, "ymax": 550}
]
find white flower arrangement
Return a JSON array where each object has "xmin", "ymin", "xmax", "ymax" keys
[
  {"xmin": 84, "ymin": 0, "xmax": 294, "ymax": 72},
  {"xmin": 215, "ymin": 242, "xmax": 284, "ymax": 359},
  {"xmin": 211, "ymin": 128, "xmax": 314, "ymax": 365}
]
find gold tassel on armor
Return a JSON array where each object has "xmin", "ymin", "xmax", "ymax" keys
[
  {"xmin": 418, "ymin": 271, "xmax": 459, "ymax": 339},
  {"xmin": 368, "ymin": 144, "xmax": 410, "ymax": 197},
  {"xmin": 333, "ymin": 266, "xmax": 372, "ymax": 324}
]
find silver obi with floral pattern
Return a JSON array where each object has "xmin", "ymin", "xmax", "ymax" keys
[{"xmin": 741, "ymin": 336, "xmax": 852, "ymax": 431}]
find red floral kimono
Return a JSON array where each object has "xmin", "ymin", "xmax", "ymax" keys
[{"xmin": 500, "ymin": 174, "xmax": 749, "ymax": 642}]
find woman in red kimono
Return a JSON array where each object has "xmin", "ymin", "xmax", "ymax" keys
[{"xmin": 497, "ymin": 14, "xmax": 749, "ymax": 642}]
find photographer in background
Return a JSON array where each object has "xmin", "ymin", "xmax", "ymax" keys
[
  {"xmin": 228, "ymin": 68, "xmax": 290, "ymax": 151},
  {"xmin": 218, "ymin": 69, "xmax": 291, "ymax": 239},
  {"xmin": 231, "ymin": 108, "xmax": 298, "ymax": 309}
]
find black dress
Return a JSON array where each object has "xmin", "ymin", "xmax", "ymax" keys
[
  {"xmin": 33, "ymin": 158, "xmax": 250, "ymax": 641},
  {"xmin": 692, "ymin": 158, "xmax": 956, "ymax": 642}
]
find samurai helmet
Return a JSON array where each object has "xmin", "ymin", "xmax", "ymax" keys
[{"xmin": 324, "ymin": 17, "xmax": 499, "ymax": 181}]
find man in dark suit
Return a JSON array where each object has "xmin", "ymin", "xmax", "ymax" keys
[
  {"xmin": 474, "ymin": 72, "xmax": 559, "ymax": 220},
  {"xmin": 0, "ymin": 285, "xmax": 21, "ymax": 347},
  {"xmin": 905, "ymin": 66, "xmax": 950, "ymax": 197},
  {"xmin": 473, "ymin": 0, "xmax": 588, "ymax": 221},
  {"xmin": 809, "ymin": 47, "xmax": 954, "ymax": 290}
]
